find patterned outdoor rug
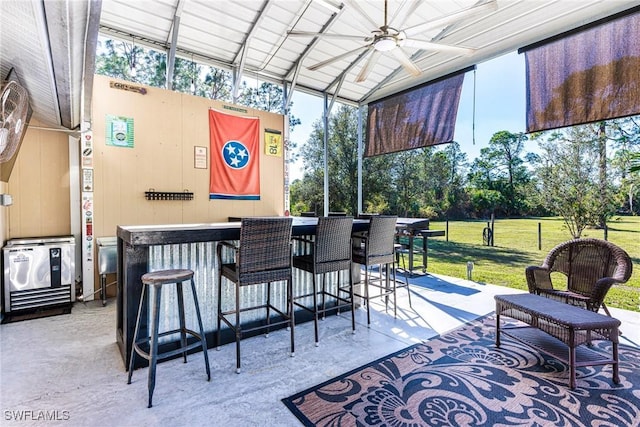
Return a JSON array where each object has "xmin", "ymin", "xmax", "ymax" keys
[{"xmin": 282, "ymin": 315, "xmax": 640, "ymax": 426}]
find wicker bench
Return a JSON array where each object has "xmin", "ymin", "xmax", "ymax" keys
[{"xmin": 495, "ymin": 293, "xmax": 620, "ymax": 389}]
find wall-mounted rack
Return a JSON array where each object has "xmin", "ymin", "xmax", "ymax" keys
[{"xmin": 144, "ymin": 189, "xmax": 193, "ymax": 201}]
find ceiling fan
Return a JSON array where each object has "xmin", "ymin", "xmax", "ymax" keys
[{"xmin": 289, "ymin": 0, "xmax": 497, "ymax": 82}]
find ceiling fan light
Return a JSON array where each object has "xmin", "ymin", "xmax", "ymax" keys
[{"xmin": 375, "ymin": 37, "xmax": 396, "ymax": 52}]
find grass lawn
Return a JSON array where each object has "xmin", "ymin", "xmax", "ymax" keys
[{"xmin": 410, "ymin": 216, "xmax": 639, "ymax": 312}]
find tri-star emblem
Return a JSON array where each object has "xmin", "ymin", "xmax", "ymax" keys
[{"xmin": 222, "ymin": 140, "xmax": 250, "ymax": 169}]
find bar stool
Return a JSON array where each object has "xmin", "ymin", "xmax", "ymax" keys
[
  {"xmin": 292, "ymin": 216, "xmax": 355, "ymax": 346},
  {"xmin": 127, "ymin": 269, "xmax": 211, "ymax": 408},
  {"xmin": 351, "ymin": 215, "xmax": 401, "ymax": 326},
  {"xmin": 394, "ymin": 242, "xmax": 412, "ymax": 308},
  {"xmin": 216, "ymin": 217, "xmax": 294, "ymax": 374}
]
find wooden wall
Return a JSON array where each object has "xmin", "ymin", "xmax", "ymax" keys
[
  {"xmin": 4, "ymin": 119, "xmax": 71, "ymax": 239},
  {"xmin": 2, "ymin": 76, "xmax": 285, "ymax": 299},
  {"xmin": 91, "ymin": 75, "xmax": 285, "ymax": 239}
]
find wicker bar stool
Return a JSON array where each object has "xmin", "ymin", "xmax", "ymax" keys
[
  {"xmin": 350, "ymin": 215, "xmax": 401, "ymax": 326},
  {"xmin": 293, "ymin": 216, "xmax": 355, "ymax": 346},
  {"xmin": 127, "ymin": 269, "xmax": 211, "ymax": 408},
  {"xmin": 216, "ymin": 217, "xmax": 294, "ymax": 374}
]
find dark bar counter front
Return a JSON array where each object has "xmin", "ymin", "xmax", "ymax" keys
[{"xmin": 116, "ymin": 217, "xmax": 369, "ymax": 369}]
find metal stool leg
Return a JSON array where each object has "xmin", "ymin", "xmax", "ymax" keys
[
  {"xmin": 312, "ymin": 273, "xmax": 319, "ymax": 346},
  {"xmin": 189, "ymin": 278, "xmax": 211, "ymax": 381},
  {"xmin": 364, "ymin": 267, "xmax": 371, "ymax": 326},
  {"xmin": 147, "ymin": 285, "xmax": 162, "ymax": 408},
  {"xmin": 216, "ymin": 270, "xmax": 223, "ymax": 351},
  {"xmin": 235, "ymin": 282, "xmax": 242, "ymax": 374},
  {"xmin": 176, "ymin": 281, "xmax": 188, "ymax": 363},
  {"xmin": 101, "ymin": 274, "xmax": 107, "ymax": 306},
  {"xmin": 127, "ymin": 285, "xmax": 147, "ymax": 385},
  {"xmin": 288, "ymin": 276, "xmax": 295, "ymax": 357}
]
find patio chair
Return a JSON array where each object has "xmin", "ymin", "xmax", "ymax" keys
[
  {"xmin": 216, "ymin": 217, "xmax": 294, "ymax": 373},
  {"xmin": 350, "ymin": 215, "xmax": 405, "ymax": 325},
  {"xmin": 526, "ymin": 238, "xmax": 633, "ymax": 316},
  {"xmin": 292, "ymin": 216, "xmax": 355, "ymax": 346}
]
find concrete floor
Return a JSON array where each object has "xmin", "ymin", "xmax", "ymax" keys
[{"xmin": 1, "ymin": 273, "xmax": 638, "ymax": 427}]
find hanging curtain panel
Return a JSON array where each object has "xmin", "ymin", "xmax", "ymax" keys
[
  {"xmin": 523, "ymin": 10, "xmax": 640, "ymax": 133},
  {"xmin": 365, "ymin": 68, "xmax": 469, "ymax": 157}
]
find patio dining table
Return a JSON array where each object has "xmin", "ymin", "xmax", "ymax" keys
[{"xmin": 115, "ymin": 217, "xmax": 369, "ymax": 369}]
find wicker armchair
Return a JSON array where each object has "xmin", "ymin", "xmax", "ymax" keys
[
  {"xmin": 526, "ymin": 238, "xmax": 633, "ymax": 316},
  {"xmin": 216, "ymin": 217, "xmax": 294, "ymax": 373}
]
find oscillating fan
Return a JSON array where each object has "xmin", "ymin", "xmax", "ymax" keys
[{"xmin": 0, "ymin": 80, "xmax": 29, "ymax": 163}]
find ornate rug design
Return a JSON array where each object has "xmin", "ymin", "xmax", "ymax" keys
[{"xmin": 282, "ymin": 315, "xmax": 640, "ymax": 426}]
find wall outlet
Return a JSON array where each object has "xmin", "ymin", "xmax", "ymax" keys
[{"xmin": 0, "ymin": 194, "xmax": 13, "ymax": 206}]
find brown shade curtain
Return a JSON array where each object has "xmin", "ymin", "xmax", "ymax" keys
[
  {"xmin": 524, "ymin": 10, "xmax": 640, "ymax": 133},
  {"xmin": 365, "ymin": 70, "xmax": 466, "ymax": 157}
]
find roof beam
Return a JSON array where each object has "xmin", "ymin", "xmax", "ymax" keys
[
  {"xmin": 282, "ymin": 0, "xmax": 346, "ymax": 107},
  {"xmin": 284, "ymin": 2, "xmax": 345, "ymax": 81},
  {"xmin": 326, "ymin": 73, "xmax": 345, "ymax": 116},
  {"xmin": 324, "ymin": 47, "xmax": 370, "ymax": 95},
  {"xmin": 82, "ymin": 0, "xmax": 102, "ymax": 125},
  {"xmin": 232, "ymin": 0, "xmax": 271, "ymax": 101},
  {"xmin": 284, "ymin": 60, "xmax": 303, "ymax": 111},
  {"xmin": 165, "ymin": 0, "xmax": 185, "ymax": 90}
]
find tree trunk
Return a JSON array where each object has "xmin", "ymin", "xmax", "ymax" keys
[{"xmin": 598, "ymin": 122, "xmax": 607, "ymax": 228}]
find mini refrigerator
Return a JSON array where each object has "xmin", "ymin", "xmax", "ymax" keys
[{"xmin": 2, "ymin": 236, "xmax": 76, "ymax": 315}]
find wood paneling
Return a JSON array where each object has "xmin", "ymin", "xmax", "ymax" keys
[
  {"xmin": 6, "ymin": 119, "xmax": 71, "ymax": 238},
  {"xmin": 92, "ymin": 75, "xmax": 285, "ymax": 240}
]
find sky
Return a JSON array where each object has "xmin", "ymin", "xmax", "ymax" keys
[{"xmin": 288, "ymin": 51, "xmax": 527, "ymax": 180}]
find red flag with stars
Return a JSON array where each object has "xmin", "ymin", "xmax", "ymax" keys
[{"xmin": 209, "ymin": 110, "xmax": 260, "ymax": 200}]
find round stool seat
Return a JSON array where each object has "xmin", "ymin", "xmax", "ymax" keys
[{"xmin": 142, "ymin": 269, "xmax": 194, "ymax": 286}]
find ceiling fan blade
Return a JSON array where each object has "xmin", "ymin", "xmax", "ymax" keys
[
  {"xmin": 402, "ymin": 38, "xmax": 475, "ymax": 55},
  {"xmin": 355, "ymin": 49, "xmax": 381, "ymax": 83},
  {"xmin": 390, "ymin": 0, "xmax": 426, "ymax": 30},
  {"xmin": 287, "ymin": 30, "xmax": 366, "ymax": 42},
  {"xmin": 308, "ymin": 45, "xmax": 369, "ymax": 71},
  {"xmin": 403, "ymin": 0, "xmax": 498, "ymax": 37},
  {"xmin": 390, "ymin": 48, "xmax": 421, "ymax": 77},
  {"xmin": 344, "ymin": 0, "xmax": 381, "ymax": 30}
]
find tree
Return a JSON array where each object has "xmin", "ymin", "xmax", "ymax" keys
[
  {"xmin": 429, "ymin": 142, "xmax": 469, "ymax": 218},
  {"xmin": 297, "ymin": 105, "xmax": 360, "ymax": 214},
  {"xmin": 389, "ymin": 150, "xmax": 422, "ymax": 216},
  {"xmin": 607, "ymin": 116, "xmax": 640, "ymax": 214},
  {"xmin": 533, "ymin": 127, "xmax": 604, "ymax": 238},
  {"xmin": 237, "ymin": 82, "xmax": 301, "ymax": 152},
  {"xmin": 293, "ymin": 104, "xmax": 399, "ymax": 216},
  {"xmin": 95, "ymin": 39, "xmax": 138, "ymax": 81},
  {"xmin": 201, "ymin": 68, "xmax": 232, "ymax": 101},
  {"xmin": 468, "ymin": 131, "xmax": 531, "ymax": 216}
]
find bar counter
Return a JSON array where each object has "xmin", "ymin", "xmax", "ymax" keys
[{"xmin": 116, "ymin": 217, "xmax": 369, "ymax": 368}]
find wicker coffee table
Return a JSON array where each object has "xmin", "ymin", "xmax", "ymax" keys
[{"xmin": 495, "ymin": 293, "xmax": 620, "ymax": 389}]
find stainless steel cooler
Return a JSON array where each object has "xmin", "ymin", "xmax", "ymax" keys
[{"xmin": 2, "ymin": 236, "xmax": 76, "ymax": 314}]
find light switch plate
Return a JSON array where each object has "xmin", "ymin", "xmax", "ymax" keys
[{"xmin": 0, "ymin": 194, "xmax": 13, "ymax": 206}]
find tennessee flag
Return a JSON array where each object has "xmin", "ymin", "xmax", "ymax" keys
[{"xmin": 209, "ymin": 110, "xmax": 260, "ymax": 200}]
